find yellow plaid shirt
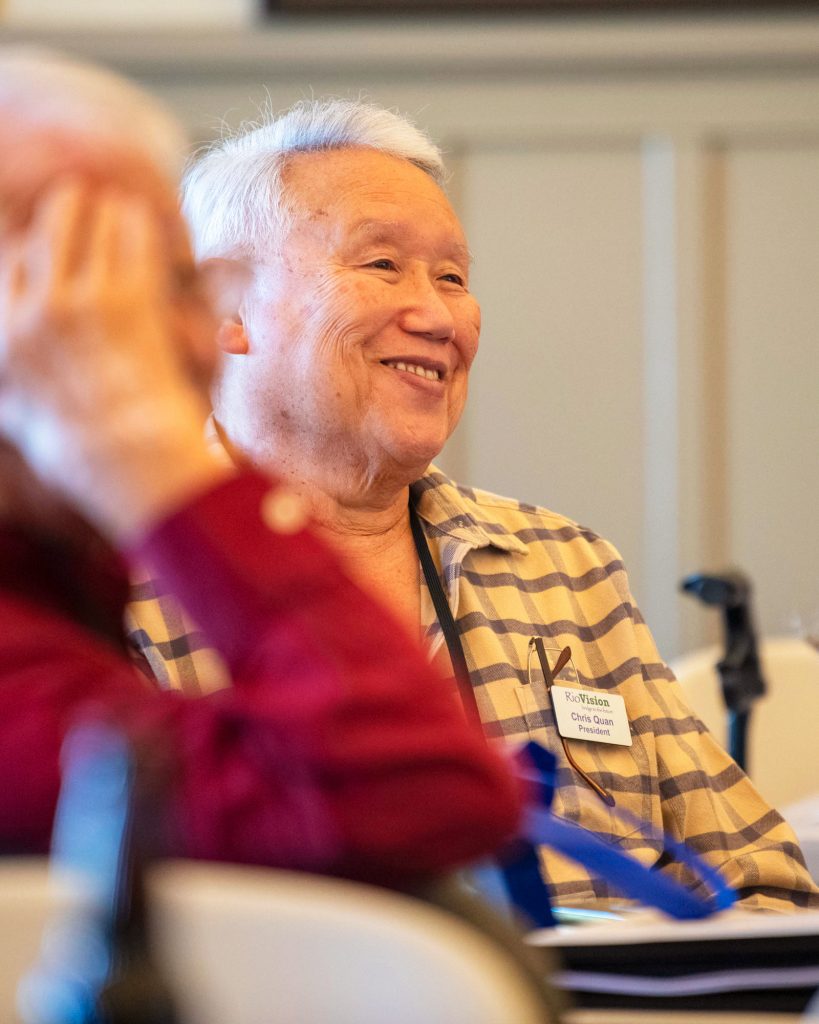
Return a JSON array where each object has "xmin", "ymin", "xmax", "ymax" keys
[{"xmin": 126, "ymin": 466, "xmax": 819, "ymax": 911}]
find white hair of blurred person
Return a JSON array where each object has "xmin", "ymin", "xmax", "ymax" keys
[
  {"xmin": 181, "ymin": 98, "xmax": 446, "ymax": 262},
  {"xmin": 0, "ymin": 47, "xmax": 192, "ymax": 253},
  {"xmin": 0, "ymin": 46, "xmax": 186, "ymax": 184}
]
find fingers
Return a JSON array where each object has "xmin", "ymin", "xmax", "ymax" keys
[
  {"xmin": 0, "ymin": 175, "xmax": 226, "ymax": 538},
  {"xmin": 4, "ymin": 178, "xmax": 94, "ymax": 338},
  {"xmin": 0, "ymin": 173, "xmax": 217, "ymax": 411},
  {"xmin": 4, "ymin": 178, "xmax": 169, "ymax": 356},
  {"xmin": 35, "ymin": 177, "xmax": 88, "ymax": 294},
  {"xmin": 1, "ymin": 181, "xmax": 142, "ymax": 356},
  {"xmin": 44, "ymin": 179, "xmax": 167, "ymax": 318},
  {"xmin": 101, "ymin": 186, "xmax": 166, "ymax": 304}
]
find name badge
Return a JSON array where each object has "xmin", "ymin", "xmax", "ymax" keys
[{"xmin": 551, "ymin": 686, "xmax": 632, "ymax": 747}]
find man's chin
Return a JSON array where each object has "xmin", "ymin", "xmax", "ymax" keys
[{"xmin": 386, "ymin": 443, "xmax": 442, "ymax": 485}]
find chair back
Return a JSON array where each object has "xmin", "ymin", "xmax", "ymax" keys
[
  {"xmin": 671, "ymin": 637, "xmax": 819, "ymax": 809},
  {"xmin": 0, "ymin": 858, "xmax": 83, "ymax": 1023},
  {"xmin": 147, "ymin": 861, "xmax": 555, "ymax": 1024},
  {"xmin": 2, "ymin": 857, "xmax": 556, "ymax": 1023}
]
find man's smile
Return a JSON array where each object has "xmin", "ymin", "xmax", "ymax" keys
[{"xmin": 380, "ymin": 358, "xmax": 445, "ymax": 382}]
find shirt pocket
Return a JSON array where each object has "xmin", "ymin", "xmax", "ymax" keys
[{"xmin": 514, "ymin": 645, "xmax": 660, "ymax": 856}]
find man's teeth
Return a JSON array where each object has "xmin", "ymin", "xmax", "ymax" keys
[{"xmin": 385, "ymin": 361, "xmax": 441, "ymax": 381}]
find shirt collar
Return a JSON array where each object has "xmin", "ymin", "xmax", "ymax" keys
[{"xmin": 411, "ymin": 465, "xmax": 528, "ymax": 556}]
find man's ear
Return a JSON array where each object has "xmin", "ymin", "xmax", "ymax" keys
[{"xmin": 216, "ymin": 318, "xmax": 249, "ymax": 355}]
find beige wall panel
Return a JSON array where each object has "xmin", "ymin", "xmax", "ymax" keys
[
  {"xmin": 723, "ymin": 142, "xmax": 819, "ymax": 640},
  {"xmin": 156, "ymin": 73, "xmax": 819, "ymax": 155},
  {"xmin": 439, "ymin": 144, "xmax": 650, "ymax": 622}
]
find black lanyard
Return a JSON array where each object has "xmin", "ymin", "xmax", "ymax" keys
[{"xmin": 409, "ymin": 502, "xmax": 483, "ymax": 732}]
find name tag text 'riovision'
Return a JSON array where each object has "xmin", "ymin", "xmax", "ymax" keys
[{"xmin": 551, "ymin": 686, "xmax": 632, "ymax": 746}]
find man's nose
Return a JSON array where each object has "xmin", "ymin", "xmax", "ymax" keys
[{"xmin": 397, "ymin": 271, "xmax": 456, "ymax": 342}]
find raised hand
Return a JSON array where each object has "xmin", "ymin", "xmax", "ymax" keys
[{"xmin": 0, "ymin": 177, "xmax": 229, "ymax": 539}]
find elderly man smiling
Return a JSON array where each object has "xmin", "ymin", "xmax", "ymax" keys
[{"xmin": 129, "ymin": 99, "xmax": 818, "ymax": 912}]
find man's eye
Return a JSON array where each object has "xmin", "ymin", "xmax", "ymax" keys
[
  {"xmin": 440, "ymin": 272, "xmax": 466, "ymax": 287},
  {"xmin": 368, "ymin": 259, "xmax": 397, "ymax": 271}
]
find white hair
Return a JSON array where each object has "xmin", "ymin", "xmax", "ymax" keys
[
  {"xmin": 181, "ymin": 98, "xmax": 446, "ymax": 261},
  {"xmin": 0, "ymin": 46, "xmax": 187, "ymax": 181}
]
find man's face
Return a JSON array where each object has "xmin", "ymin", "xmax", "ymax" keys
[{"xmin": 226, "ymin": 147, "xmax": 481, "ymax": 481}]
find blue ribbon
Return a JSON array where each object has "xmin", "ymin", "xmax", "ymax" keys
[{"xmin": 499, "ymin": 741, "xmax": 736, "ymax": 925}]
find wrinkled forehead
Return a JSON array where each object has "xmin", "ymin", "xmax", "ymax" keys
[{"xmin": 280, "ymin": 147, "xmax": 467, "ymax": 245}]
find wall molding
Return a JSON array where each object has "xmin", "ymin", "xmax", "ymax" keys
[{"xmin": 5, "ymin": 13, "xmax": 819, "ymax": 81}]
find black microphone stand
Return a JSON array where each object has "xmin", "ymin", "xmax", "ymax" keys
[{"xmin": 680, "ymin": 570, "xmax": 767, "ymax": 773}]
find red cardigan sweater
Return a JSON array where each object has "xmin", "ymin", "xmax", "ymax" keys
[{"xmin": 0, "ymin": 472, "xmax": 522, "ymax": 886}]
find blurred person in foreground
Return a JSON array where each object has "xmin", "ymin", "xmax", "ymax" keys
[
  {"xmin": 127, "ymin": 97, "xmax": 819, "ymax": 912},
  {"xmin": 0, "ymin": 49, "xmax": 525, "ymax": 885}
]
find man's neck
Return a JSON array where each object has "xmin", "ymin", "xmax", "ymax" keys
[
  {"xmin": 304, "ymin": 483, "xmax": 413, "ymax": 554},
  {"xmin": 212, "ymin": 417, "xmax": 420, "ymax": 550},
  {"xmin": 214, "ymin": 419, "xmax": 428, "ymax": 628}
]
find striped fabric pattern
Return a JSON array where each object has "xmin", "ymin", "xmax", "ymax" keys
[
  {"xmin": 126, "ymin": 561, "xmax": 230, "ymax": 695},
  {"xmin": 412, "ymin": 469, "xmax": 818, "ymax": 911},
  {"xmin": 125, "ymin": 465, "xmax": 819, "ymax": 911}
]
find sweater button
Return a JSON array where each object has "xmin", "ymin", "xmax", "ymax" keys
[{"xmin": 261, "ymin": 487, "xmax": 307, "ymax": 534}]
